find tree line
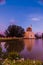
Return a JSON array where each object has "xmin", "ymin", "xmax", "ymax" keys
[
  {"xmin": 35, "ymin": 33, "xmax": 43, "ymax": 39},
  {"xmin": 0, "ymin": 24, "xmax": 43, "ymax": 39},
  {"xmin": 0, "ymin": 24, "xmax": 25, "ymax": 37},
  {"xmin": 0, "ymin": 24, "xmax": 25, "ymax": 53}
]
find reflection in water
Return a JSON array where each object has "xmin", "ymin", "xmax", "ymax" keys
[
  {"xmin": 24, "ymin": 39, "xmax": 35, "ymax": 51},
  {"xmin": 20, "ymin": 39, "xmax": 43, "ymax": 60},
  {"xmin": 4, "ymin": 40, "xmax": 24, "ymax": 52},
  {"xmin": 1, "ymin": 39, "xmax": 43, "ymax": 61},
  {"xmin": 1, "ymin": 40, "xmax": 24, "ymax": 53},
  {"xmin": 1, "ymin": 42, "xmax": 6, "ymax": 52},
  {"xmin": 42, "ymin": 39, "xmax": 43, "ymax": 47}
]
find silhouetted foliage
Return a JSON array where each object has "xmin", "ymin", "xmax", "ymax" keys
[
  {"xmin": 42, "ymin": 33, "xmax": 43, "ymax": 38},
  {"xmin": 0, "ymin": 47, "xmax": 2, "ymax": 58},
  {"xmin": 35, "ymin": 34, "xmax": 39, "ymax": 39},
  {"xmin": 8, "ymin": 52, "xmax": 20, "ymax": 60},
  {"xmin": 4, "ymin": 25, "xmax": 24, "ymax": 53},
  {"xmin": 35, "ymin": 34, "xmax": 41, "ymax": 39},
  {"xmin": 0, "ymin": 34, "xmax": 5, "ymax": 37},
  {"xmin": 5, "ymin": 25, "xmax": 25, "ymax": 37}
]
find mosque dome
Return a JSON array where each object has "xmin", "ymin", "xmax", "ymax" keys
[{"xmin": 26, "ymin": 27, "xmax": 32, "ymax": 32}]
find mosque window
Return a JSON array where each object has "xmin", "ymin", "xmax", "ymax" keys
[{"xmin": 31, "ymin": 35, "xmax": 32, "ymax": 37}]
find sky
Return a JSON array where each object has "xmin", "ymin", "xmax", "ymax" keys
[{"xmin": 0, "ymin": 0, "xmax": 43, "ymax": 33}]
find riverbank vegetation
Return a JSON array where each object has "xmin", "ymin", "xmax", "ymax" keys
[
  {"xmin": 0, "ymin": 24, "xmax": 43, "ymax": 39},
  {"xmin": 0, "ymin": 46, "xmax": 43, "ymax": 65},
  {"xmin": 0, "ymin": 48, "xmax": 43, "ymax": 65},
  {"xmin": 0, "ymin": 59, "xmax": 43, "ymax": 65},
  {"xmin": 35, "ymin": 33, "xmax": 43, "ymax": 39}
]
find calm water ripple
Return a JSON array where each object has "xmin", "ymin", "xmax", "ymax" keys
[{"xmin": 20, "ymin": 39, "xmax": 43, "ymax": 61}]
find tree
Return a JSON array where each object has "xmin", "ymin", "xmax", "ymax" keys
[
  {"xmin": 5, "ymin": 25, "xmax": 25, "ymax": 37},
  {"xmin": 42, "ymin": 33, "xmax": 43, "ymax": 38},
  {"xmin": 35, "ymin": 33, "xmax": 41, "ymax": 39},
  {"xmin": 0, "ymin": 47, "xmax": 2, "ymax": 58},
  {"xmin": 4, "ymin": 25, "xmax": 25, "ymax": 53},
  {"xmin": 35, "ymin": 34, "xmax": 38, "ymax": 39},
  {"xmin": 0, "ymin": 34, "xmax": 5, "ymax": 37}
]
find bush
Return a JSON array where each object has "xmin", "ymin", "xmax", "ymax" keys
[
  {"xmin": 8, "ymin": 52, "xmax": 20, "ymax": 60},
  {"xmin": 0, "ymin": 62, "xmax": 2, "ymax": 65},
  {"xmin": 2, "ymin": 53, "xmax": 8, "ymax": 59},
  {"xmin": 2, "ymin": 59, "xmax": 42, "ymax": 65},
  {"xmin": 0, "ymin": 47, "xmax": 2, "ymax": 58}
]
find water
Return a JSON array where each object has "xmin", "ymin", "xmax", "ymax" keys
[
  {"xmin": 20, "ymin": 39, "xmax": 43, "ymax": 61},
  {"xmin": 1, "ymin": 39, "xmax": 43, "ymax": 61}
]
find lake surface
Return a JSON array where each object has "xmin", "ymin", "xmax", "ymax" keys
[
  {"xmin": 20, "ymin": 39, "xmax": 43, "ymax": 61},
  {"xmin": 1, "ymin": 39, "xmax": 43, "ymax": 61}
]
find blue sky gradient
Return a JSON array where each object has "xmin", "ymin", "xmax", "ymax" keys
[{"xmin": 0, "ymin": 0, "xmax": 43, "ymax": 33}]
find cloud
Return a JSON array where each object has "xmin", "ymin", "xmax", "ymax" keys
[
  {"xmin": 28, "ymin": 14, "xmax": 43, "ymax": 22},
  {"xmin": 9, "ymin": 19, "xmax": 17, "ymax": 24},
  {"xmin": 10, "ymin": 19, "xmax": 15, "ymax": 22},
  {"xmin": 0, "ymin": 0, "xmax": 6, "ymax": 5},
  {"xmin": 31, "ymin": 17, "xmax": 40, "ymax": 21}
]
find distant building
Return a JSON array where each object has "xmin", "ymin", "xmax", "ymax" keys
[{"xmin": 24, "ymin": 26, "xmax": 35, "ymax": 38}]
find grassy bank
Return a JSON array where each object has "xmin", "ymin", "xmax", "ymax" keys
[{"xmin": 1, "ymin": 59, "xmax": 43, "ymax": 65}]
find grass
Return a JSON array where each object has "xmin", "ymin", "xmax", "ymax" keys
[{"xmin": 2, "ymin": 59, "xmax": 43, "ymax": 65}]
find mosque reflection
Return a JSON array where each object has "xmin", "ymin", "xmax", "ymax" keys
[{"xmin": 24, "ymin": 39, "xmax": 35, "ymax": 51}]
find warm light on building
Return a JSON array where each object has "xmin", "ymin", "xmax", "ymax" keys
[{"xmin": 24, "ymin": 26, "xmax": 35, "ymax": 38}]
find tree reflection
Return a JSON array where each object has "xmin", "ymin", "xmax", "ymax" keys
[
  {"xmin": 0, "ymin": 42, "xmax": 2, "ymax": 58},
  {"xmin": 24, "ymin": 39, "xmax": 35, "ymax": 51},
  {"xmin": 5, "ymin": 39, "xmax": 24, "ymax": 53}
]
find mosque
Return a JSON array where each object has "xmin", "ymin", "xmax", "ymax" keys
[{"xmin": 24, "ymin": 25, "xmax": 35, "ymax": 38}]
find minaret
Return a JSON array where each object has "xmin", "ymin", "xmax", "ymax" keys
[
  {"xmin": 26, "ymin": 25, "xmax": 32, "ymax": 32},
  {"xmin": 30, "ymin": 24, "xmax": 32, "ymax": 28},
  {"xmin": 30, "ymin": 24, "xmax": 32, "ymax": 31}
]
